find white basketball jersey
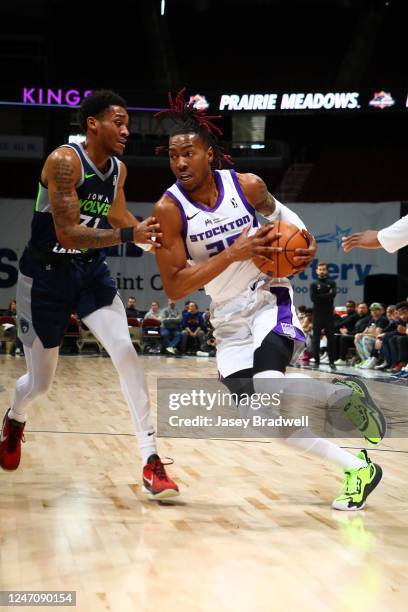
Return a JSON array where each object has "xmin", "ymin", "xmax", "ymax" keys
[{"xmin": 165, "ymin": 169, "xmax": 265, "ymax": 302}]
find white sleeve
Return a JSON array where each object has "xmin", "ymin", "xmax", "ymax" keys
[
  {"xmin": 267, "ymin": 198, "xmax": 307, "ymax": 230},
  {"xmin": 377, "ymin": 214, "xmax": 408, "ymax": 253}
]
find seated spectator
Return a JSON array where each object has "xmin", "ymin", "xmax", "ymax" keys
[
  {"xmin": 372, "ymin": 304, "xmax": 400, "ymax": 370},
  {"xmin": 142, "ymin": 303, "xmax": 162, "ymax": 354},
  {"xmin": 0, "ymin": 300, "xmax": 17, "ymax": 354},
  {"xmin": 160, "ymin": 299, "xmax": 182, "ymax": 355},
  {"xmin": 144, "ymin": 301, "xmax": 162, "ymax": 323},
  {"xmin": 125, "ymin": 296, "xmax": 143, "ymax": 319},
  {"xmin": 297, "ymin": 305, "xmax": 307, "ymax": 323},
  {"xmin": 334, "ymin": 302, "xmax": 370, "ymax": 365},
  {"xmin": 197, "ymin": 317, "xmax": 216, "ymax": 357},
  {"xmin": 181, "ymin": 302, "xmax": 206, "ymax": 354},
  {"xmin": 381, "ymin": 301, "xmax": 408, "ymax": 373},
  {"xmin": 6, "ymin": 299, "xmax": 17, "ymax": 317},
  {"xmin": 333, "ymin": 307, "xmax": 343, "ymax": 328},
  {"xmin": 334, "ymin": 301, "xmax": 358, "ymax": 333},
  {"xmin": 202, "ymin": 307, "xmax": 211, "ymax": 326},
  {"xmin": 353, "ymin": 303, "xmax": 388, "ymax": 368},
  {"xmin": 299, "ymin": 310, "xmax": 313, "ymax": 363}
]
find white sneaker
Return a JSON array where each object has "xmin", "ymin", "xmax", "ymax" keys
[
  {"xmin": 361, "ymin": 356, "xmax": 377, "ymax": 369},
  {"xmin": 196, "ymin": 351, "xmax": 210, "ymax": 357},
  {"xmin": 334, "ymin": 358, "xmax": 347, "ymax": 366},
  {"xmin": 374, "ymin": 362, "xmax": 388, "ymax": 370},
  {"xmin": 309, "ymin": 358, "xmax": 316, "ymax": 363},
  {"xmin": 320, "ymin": 354, "xmax": 330, "ymax": 364},
  {"xmin": 166, "ymin": 347, "xmax": 176, "ymax": 355}
]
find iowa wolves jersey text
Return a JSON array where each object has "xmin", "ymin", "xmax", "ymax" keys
[{"xmin": 29, "ymin": 142, "xmax": 120, "ymax": 257}]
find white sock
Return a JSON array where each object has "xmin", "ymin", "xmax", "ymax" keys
[
  {"xmin": 138, "ymin": 432, "xmax": 158, "ymax": 466},
  {"xmin": 285, "ymin": 431, "xmax": 366, "ymax": 470},
  {"xmin": 254, "ymin": 370, "xmax": 365, "ymax": 471}
]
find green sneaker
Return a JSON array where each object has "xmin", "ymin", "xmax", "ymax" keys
[
  {"xmin": 332, "ymin": 450, "xmax": 383, "ymax": 511},
  {"xmin": 332, "ymin": 375, "xmax": 386, "ymax": 444}
]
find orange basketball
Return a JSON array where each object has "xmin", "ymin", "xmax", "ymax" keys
[{"xmin": 253, "ymin": 220, "xmax": 311, "ymax": 278}]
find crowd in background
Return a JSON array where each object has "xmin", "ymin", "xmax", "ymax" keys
[
  {"xmin": 298, "ymin": 299, "xmax": 408, "ymax": 379},
  {"xmin": 0, "ymin": 296, "xmax": 216, "ymax": 359},
  {"xmin": 2, "ymin": 294, "xmax": 408, "ymax": 380}
]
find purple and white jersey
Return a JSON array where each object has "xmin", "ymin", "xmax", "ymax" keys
[{"xmin": 166, "ymin": 169, "xmax": 265, "ymax": 302}]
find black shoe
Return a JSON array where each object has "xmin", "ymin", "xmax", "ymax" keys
[{"xmin": 329, "ymin": 362, "xmax": 337, "ymax": 370}]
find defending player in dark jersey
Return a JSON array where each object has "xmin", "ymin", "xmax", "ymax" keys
[{"xmin": 1, "ymin": 90, "xmax": 178, "ymax": 499}]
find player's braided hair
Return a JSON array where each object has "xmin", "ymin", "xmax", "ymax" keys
[{"xmin": 155, "ymin": 88, "xmax": 232, "ymax": 168}]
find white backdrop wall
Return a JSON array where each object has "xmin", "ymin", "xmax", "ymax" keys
[{"xmin": 0, "ymin": 199, "xmax": 399, "ymax": 311}]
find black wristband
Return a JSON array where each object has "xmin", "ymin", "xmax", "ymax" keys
[{"xmin": 120, "ymin": 227, "xmax": 134, "ymax": 243}]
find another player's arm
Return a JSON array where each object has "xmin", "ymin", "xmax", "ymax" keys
[
  {"xmin": 342, "ymin": 230, "xmax": 381, "ymax": 252},
  {"xmin": 237, "ymin": 172, "xmax": 317, "ymax": 270},
  {"xmin": 46, "ymin": 150, "xmax": 159, "ymax": 249},
  {"xmin": 108, "ymin": 162, "xmax": 161, "ymax": 249},
  {"xmin": 154, "ymin": 196, "xmax": 276, "ymax": 300}
]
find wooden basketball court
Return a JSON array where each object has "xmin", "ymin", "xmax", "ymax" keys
[{"xmin": 1, "ymin": 354, "xmax": 407, "ymax": 612}]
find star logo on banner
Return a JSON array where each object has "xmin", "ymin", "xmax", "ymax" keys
[{"xmin": 315, "ymin": 225, "xmax": 352, "ymax": 249}]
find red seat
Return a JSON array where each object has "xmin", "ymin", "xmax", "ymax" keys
[
  {"xmin": 0, "ymin": 316, "xmax": 16, "ymax": 325},
  {"xmin": 64, "ymin": 316, "xmax": 79, "ymax": 338},
  {"xmin": 142, "ymin": 318, "xmax": 161, "ymax": 327},
  {"xmin": 127, "ymin": 317, "xmax": 141, "ymax": 327},
  {"xmin": 141, "ymin": 318, "xmax": 162, "ymax": 354}
]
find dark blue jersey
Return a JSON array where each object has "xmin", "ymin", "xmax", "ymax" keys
[{"xmin": 29, "ymin": 142, "xmax": 121, "ymax": 258}]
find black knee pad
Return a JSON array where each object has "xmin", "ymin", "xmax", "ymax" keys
[
  {"xmin": 253, "ymin": 331, "xmax": 294, "ymax": 375},
  {"xmin": 222, "ymin": 368, "xmax": 254, "ymax": 403}
]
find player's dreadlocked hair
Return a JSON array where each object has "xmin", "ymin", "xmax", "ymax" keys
[
  {"xmin": 155, "ymin": 88, "xmax": 232, "ymax": 168},
  {"xmin": 78, "ymin": 89, "xmax": 127, "ymax": 133}
]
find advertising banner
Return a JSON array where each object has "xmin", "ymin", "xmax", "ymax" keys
[
  {"xmin": 0, "ymin": 199, "xmax": 399, "ymax": 311},
  {"xmin": 0, "ymin": 200, "xmax": 206, "ymax": 311},
  {"xmin": 289, "ymin": 202, "xmax": 399, "ymax": 306}
]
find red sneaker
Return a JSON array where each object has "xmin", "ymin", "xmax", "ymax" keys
[
  {"xmin": 0, "ymin": 409, "xmax": 26, "ymax": 471},
  {"xmin": 143, "ymin": 454, "xmax": 179, "ymax": 500}
]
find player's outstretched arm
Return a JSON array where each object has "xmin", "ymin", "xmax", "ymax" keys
[
  {"xmin": 46, "ymin": 150, "xmax": 159, "ymax": 249},
  {"xmin": 154, "ymin": 195, "xmax": 278, "ymax": 300},
  {"xmin": 342, "ymin": 231, "xmax": 381, "ymax": 252}
]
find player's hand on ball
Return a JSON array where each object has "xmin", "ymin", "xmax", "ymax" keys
[
  {"xmin": 228, "ymin": 224, "xmax": 282, "ymax": 262},
  {"xmin": 292, "ymin": 229, "xmax": 316, "ymax": 273},
  {"xmin": 133, "ymin": 217, "xmax": 163, "ymax": 246}
]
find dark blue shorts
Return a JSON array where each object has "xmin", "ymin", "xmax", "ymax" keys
[{"xmin": 17, "ymin": 248, "xmax": 117, "ymax": 348}]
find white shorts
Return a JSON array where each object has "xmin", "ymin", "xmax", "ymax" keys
[{"xmin": 210, "ymin": 279, "xmax": 305, "ymax": 378}]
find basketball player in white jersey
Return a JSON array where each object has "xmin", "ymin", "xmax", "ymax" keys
[
  {"xmin": 342, "ymin": 214, "xmax": 408, "ymax": 253},
  {"xmin": 153, "ymin": 89, "xmax": 384, "ymax": 510}
]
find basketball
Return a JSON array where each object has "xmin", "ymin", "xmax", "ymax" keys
[{"xmin": 253, "ymin": 220, "xmax": 312, "ymax": 278}]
